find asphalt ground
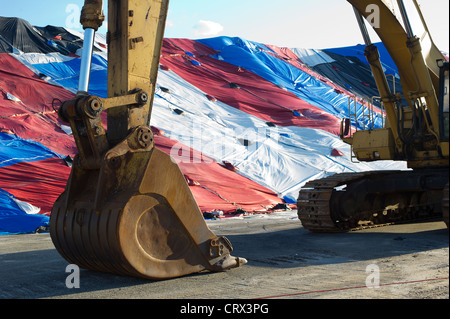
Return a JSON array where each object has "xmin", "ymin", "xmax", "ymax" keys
[{"xmin": 0, "ymin": 210, "xmax": 448, "ymax": 313}]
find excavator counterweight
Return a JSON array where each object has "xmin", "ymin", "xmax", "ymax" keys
[{"xmin": 50, "ymin": 0, "xmax": 246, "ymax": 280}]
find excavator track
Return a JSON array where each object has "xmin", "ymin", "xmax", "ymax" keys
[
  {"xmin": 298, "ymin": 170, "xmax": 448, "ymax": 232},
  {"xmin": 298, "ymin": 171, "xmax": 383, "ymax": 232}
]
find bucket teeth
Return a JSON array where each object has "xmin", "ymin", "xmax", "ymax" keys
[{"xmin": 207, "ymin": 236, "xmax": 248, "ymax": 271}]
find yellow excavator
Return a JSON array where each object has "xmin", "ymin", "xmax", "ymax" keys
[
  {"xmin": 298, "ymin": 0, "xmax": 449, "ymax": 232},
  {"xmin": 50, "ymin": 0, "xmax": 448, "ymax": 280}
]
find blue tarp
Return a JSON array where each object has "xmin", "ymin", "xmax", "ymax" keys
[
  {"xmin": 0, "ymin": 133, "xmax": 60, "ymax": 234},
  {"xmin": 29, "ymin": 54, "xmax": 108, "ymax": 98},
  {"xmin": 324, "ymin": 42, "xmax": 399, "ymax": 78},
  {"xmin": 197, "ymin": 36, "xmax": 384, "ymax": 130},
  {"xmin": 0, "ymin": 188, "xmax": 49, "ymax": 235},
  {"xmin": 0, "ymin": 132, "xmax": 61, "ymax": 168}
]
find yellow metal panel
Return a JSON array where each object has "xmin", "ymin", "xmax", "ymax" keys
[{"xmin": 352, "ymin": 128, "xmax": 396, "ymax": 161}]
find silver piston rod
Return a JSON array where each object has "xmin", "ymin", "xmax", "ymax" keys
[
  {"xmin": 353, "ymin": 6, "xmax": 373, "ymax": 46},
  {"xmin": 77, "ymin": 28, "xmax": 96, "ymax": 95}
]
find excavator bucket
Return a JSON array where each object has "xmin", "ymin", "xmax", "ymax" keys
[
  {"xmin": 51, "ymin": 130, "xmax": 246, "ymax": 279},
  {"xmin": 50, "ymin": 0, "xmax": 246, "ymax": 279}
]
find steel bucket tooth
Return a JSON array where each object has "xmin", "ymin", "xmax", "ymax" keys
[{"xmin": 50, "ymin": 131, "xmax": 246, "ymax": 279}]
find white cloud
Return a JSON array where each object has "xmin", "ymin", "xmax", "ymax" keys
[
  {"xmin": 166, "ymin": 19, "xmax": 175, "ymax": 28},
  {"xmin": 192, "ymin": 20, "xmax": 224, "ymax": 37}
]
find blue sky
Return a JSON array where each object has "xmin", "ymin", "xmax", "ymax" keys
[{"xmin": 1, "ymin": 0, "xmax": 448, "ymax": 50}]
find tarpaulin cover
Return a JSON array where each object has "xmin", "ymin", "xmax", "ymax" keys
[
  {"xmin": 292, "ymin": 43, "xmax": 403, "ymax": 108},
  {"xmin": 0, "ymin": 16, "xmax": 411, "ymax": 234},
  {"xmin": 0, "ymin": 34, "xmax": 14, "ymax": 53},
  {"xmin": 0, "ymin": 17, "xmax": 60, "ymax": 54},
  {"xmin": 162, "ymin": 38, "xmax": 343, "ymax": 134},
  {"xmin": 324, "ymin": 42, "xmax": 399, "ymax": 78},
  {"xmin": 154, "ymin": 134, "xmax": 280, "ymax": 213},
  {"xmin": 0, "ymin": 133, "xmax": 69, "ymax": 233},
  {"xmin": 197, "ymin": 37, "xmax": 385, "ymax": 130},
  {"xmin": 289, "ymin": 48, "xmax": 336, "ymax": 67},
  {"xmin": 0, "ymin": 188, "xmax": 49, "ymax": 235},
  {"xmin": 18, "ymin": 53, "xmax": 108, "ymax": 97},
  {"xmin": 0, "ymin": 157, "xmax": 71, "ymax": 215},
  {"xmin": 265, "ymin": 44, "xmax": 369, "ymax": 111},
  {"xmin": 0, "ymin": 132, "xmax": 60, "ymax": 168},
  {"xmin": 34, "ymin": 25, "xmax": 101, "ymax": 56},
  {"xmin": 0, "ymin": 53, "xmax": 76, "ymax": 156}
]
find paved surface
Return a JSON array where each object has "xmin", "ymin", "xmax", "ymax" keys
[{"xmin": 0, "ymin": 211, "xmax": 448, "ymax": 301}]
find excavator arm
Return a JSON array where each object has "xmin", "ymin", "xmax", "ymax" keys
[
  {"xmin": 50, "ymin": 0, "xmax": 246, "ymax": 280},
  {"xmin": 344, "ymin": 0, "xmax": 448, "ymax": 165}
]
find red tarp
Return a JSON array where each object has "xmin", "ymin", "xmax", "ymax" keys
[
  {"xmin": 0, "ymin": 54, "xmax": 76, "ymax": 156},
  {"xmin": 0, "ymin": 157, "xmax": 71, "ymax": 215},
  {"xmin": 154, "ymin": 134, "xmax": 280, "ymax": 213}
]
